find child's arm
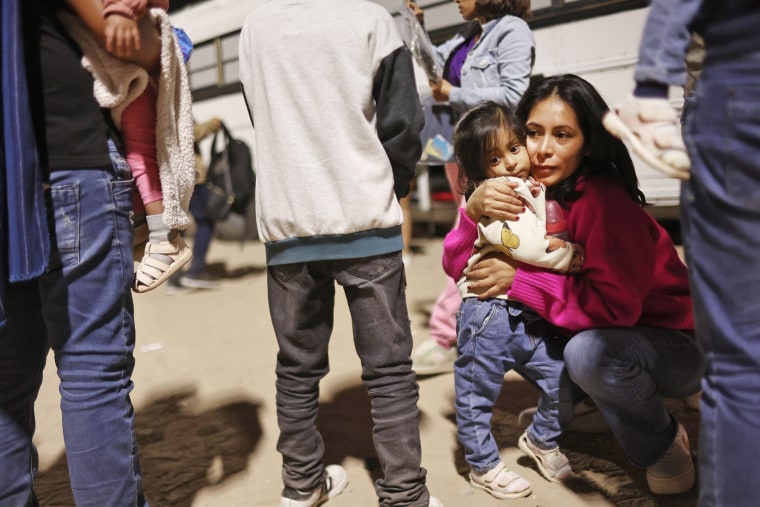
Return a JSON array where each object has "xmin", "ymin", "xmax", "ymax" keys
[
  {"xmin": 66, "ymin": 0, "xmax": 161, "ymax": 74},
  {"xmin": 104, "ymin": 14, "xmax": 141, "ymax": 58},
  {"xmin": 479, "ymin": 178, "xmax": 585, "ymax": 274}
]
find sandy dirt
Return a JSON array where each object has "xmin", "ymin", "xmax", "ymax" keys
[{"xmin": 31, "ymin": 236, "xmax": 700, "ymax": 506}]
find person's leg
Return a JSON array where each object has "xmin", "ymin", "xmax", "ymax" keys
[
  {"xmin": 181, "ymin": 184, "xmax": 219, "ymax": 289},
  {"xmin": 187, "ymin": 184, "xmax": 214, "ymax": 274},
  {"xmin": 681, "ymin": 51, "xmax": 760, "ymax": 507},
  {"xmin": 454, "ymin": 299, "xmax": 510, "ymax": 472},
  {"xmin": 515, "ymin": 334, "xmax": 572, "ymax": 448},
  {"xmin": 267, "ymin": 262, "xmax": 335, "ymax": 495},
  {"xmin": 0, "ymin": 282, "xmax": 47, "ymax": 507},
  {"xmin": 40, "ymin": 166, "xmax": 147, "ymax": 507},
  {"xmin": 563, "ymin": 327, "xmax": 702, "ymax": 466},
  {"xmin": 455, "ymin": 299, "xmax": 532, "ymax": 498},
  {"xmin": 334, "ymin": 252, "xmax": 429, "ymax": 506}
]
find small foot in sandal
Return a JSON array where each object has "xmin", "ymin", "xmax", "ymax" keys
[
  {"xmin": 133, "ymin": 233, "xmax": 192, "ymax": 293},
  {"xmin": 469, "ymin": 461, "xmax": 532, "ymax": 499}
]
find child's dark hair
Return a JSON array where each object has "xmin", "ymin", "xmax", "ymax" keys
[
  {"xmin": 453, "ymin": 101, "xmax": 525, "ymax": 199},
  {"xmin": 516, "ymin": 74, "xmax": 646, "ymax": 208}
]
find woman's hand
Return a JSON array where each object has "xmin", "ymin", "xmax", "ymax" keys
[
  {"xmin": 466, "ymin": 178, "xmax": 524, "ymax": 222},
  {"xmin": 466, "ymin": 252, "xmax": 518, "ymax": 298},
  {"xmin": 429, "ymin": 78, "xmax": 453, "ymax": 102}
]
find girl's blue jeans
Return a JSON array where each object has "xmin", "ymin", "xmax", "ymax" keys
[
  {"xmin": 454, "ymin": 299, "xmax": 573, "ymax": 473},
  {"xmin": 0, "ymin": 152, "xmax": 147, "ymax": 506}
]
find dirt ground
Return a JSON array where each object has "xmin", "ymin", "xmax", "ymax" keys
[{"xmin": 31, "ymin": 236, "xmax": 700, "ymax": 506}]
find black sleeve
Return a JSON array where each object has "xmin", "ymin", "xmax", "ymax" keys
[{"xmin": 372, "ymin": 46, "xmax": 424, "ymax": 198}]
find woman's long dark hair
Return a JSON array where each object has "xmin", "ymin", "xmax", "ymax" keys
[{"xmin": 515, "ymin": 74, "xmax": 646, "ymax": 208}]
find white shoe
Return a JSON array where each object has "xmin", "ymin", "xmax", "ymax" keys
[
  {"xmin": 469, "ymin": 461, "xmax": 532, "ymax": 499},
  {"xmin": 280, "ymin": 465, "xmax": 348, "ymax": 507},
  {"xmin": 133, "ymin": 233, "xmax": 192, "ymax": 293},
  {"xmin": 428, "ymin": 496, "xmax": 444, "ymax": 507},
  {"xmin": 518, "ymin": 432, "xmax": 573, "ymax": 483},
  {"xmin": 603, "ymin": 94, "xmax": 691, "ymax": 180},
  {"xmin": 411, "ymin": 340, "xmax": 457, "ymax": 376}
]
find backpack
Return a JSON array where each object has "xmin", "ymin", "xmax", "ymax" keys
[{"xmin": 206, "ymin": 123, "xmax": 255, "ymax": 217}]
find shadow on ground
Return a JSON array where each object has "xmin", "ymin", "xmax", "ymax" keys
[
  {"xmin": 36, "ymin": 386, "xmax": 262, "ymax": 506},
  {"xmin": 441, "ymin": 376, "xmax": 701, "ymax": 507},
  {"xmin": 316, "ymin": 382, "xmax": 433, "ymax": 486}
]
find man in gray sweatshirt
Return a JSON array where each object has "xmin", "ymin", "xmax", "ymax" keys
[{"xmin": 239, "ymin": 1, "xmax": 443, "ymax": 506}]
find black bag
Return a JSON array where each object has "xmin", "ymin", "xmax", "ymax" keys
[{"xmin": 205, "ymin": 123, "xmax": 255, "ymax": 221}]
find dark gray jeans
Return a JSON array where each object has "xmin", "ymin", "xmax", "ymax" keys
[{"xmin": 267, "ymin": 251, "xmax": 430, "ymax": 506}]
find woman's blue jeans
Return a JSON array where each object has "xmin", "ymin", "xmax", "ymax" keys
[
  {"xmin": 564, "ymin": 327, "xmax": 703, "ymax": 467},
  {"xmin": 0, "ymin": 161, "xmax": 147, "ymax": 506},
  {"xmin": 681, "ymin": 45, "xmax": 760, "ymax": 507},
  {"xmin": 454, "ymin": 299, "xmax": 573, "ymax": 473}
]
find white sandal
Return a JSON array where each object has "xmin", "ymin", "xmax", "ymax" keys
[
  {"xmin": 133, "ymin": 235, "xmax": 192, "ymax": 293},
  {"xmin": 469, "ymin": 461, "xmax": 532, "ymax": 499}
]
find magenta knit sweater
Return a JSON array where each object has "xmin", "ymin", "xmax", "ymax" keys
[{"xmin": 443, "ymin": 175, "xmax": 694, "ymax": 334}]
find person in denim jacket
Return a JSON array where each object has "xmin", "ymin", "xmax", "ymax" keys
[{"xmin": 412, "ymin": 0, "xmax": 534, "ymax": 113}]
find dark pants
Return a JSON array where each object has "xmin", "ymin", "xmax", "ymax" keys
[
  {"xmin": 187, "ymin": 183, "xmax": 215, "ymax": 275},
  {"xmin": 267, "ymin": 251, "xmax": 429, "ymax": 506}
]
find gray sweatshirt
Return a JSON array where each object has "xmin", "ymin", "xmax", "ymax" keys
[{"xmin": 239, "ymin": 0, "xmax": 424, "ymax": 265}]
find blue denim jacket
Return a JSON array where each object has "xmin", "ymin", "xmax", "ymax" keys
[
  {"xmin": 435, "ymin": 15, "xmax": 535, "ymax": 113},
  {"xmin": 1, "ymin": 0, "xmax": 50, "ymax": 327}
]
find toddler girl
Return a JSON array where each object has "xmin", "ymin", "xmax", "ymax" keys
[{"xmin": 447, "ymin": 101, "xmax": 584, "ymax": 499}]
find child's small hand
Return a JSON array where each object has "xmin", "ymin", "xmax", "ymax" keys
[{"xmin": 105, "ymin": 14, "xmax": 141, "ymax": 59}]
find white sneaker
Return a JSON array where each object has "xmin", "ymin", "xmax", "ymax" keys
[
  {"xmin": 646, "ymin": 424, "xmax": 695, "ymax": 495},
  {"xmin": 603, "ymin": 94, "xmax": 691, "ymax": 180},
  {"xmin": 518, "ymin": 432, "xmax": 573, "ymax": 483},
  {"xmin": 411, "ymin": 340, "xmax": 457, "ymax": 376},
  {"xmin": 428, "ymin": 496, "xmax": 444, "ymax": 507},
  {"xmin": 280, "ymin": 465, "xmax": 348, "ymax": 507}
]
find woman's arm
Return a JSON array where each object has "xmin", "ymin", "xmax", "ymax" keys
[
  {"xmin": 466, "ymin": 253, "xmax": 518, "ymax": 299},
  {"xmin": 465, "ymin": 178, "xmax": 523, "ymax": 222}
]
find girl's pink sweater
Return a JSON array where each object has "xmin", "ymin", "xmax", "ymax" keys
[{"xmin": 442, "ymin": 175, "xmax": 694, "ymax": 334}]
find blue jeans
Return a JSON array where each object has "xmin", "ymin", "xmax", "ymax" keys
[
  {"xmin": 681, "ymin": 47, "xmax": 760, "ymax": 507},
  {"xmin": 0, "ymin": 161, "xmax": 147, "ymax": 506},
  {"xmin": 454, "ymin": 299, "xmax": 573, "ymax": 473},
  {"xmin": 187, "ymin": 183, "xmax": 215, "ymax": 275},
  {"xmin": 267, "ymin": 252, "xmax": 429, "ymax": 507},
  {"xmin": 564, "ymin": 327, "xmax": 702, "ymax": 467}
]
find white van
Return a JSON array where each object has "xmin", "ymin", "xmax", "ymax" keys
[{"xmin": 172, "ymin": 0, "xmax": 681, "ymax": 222}]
